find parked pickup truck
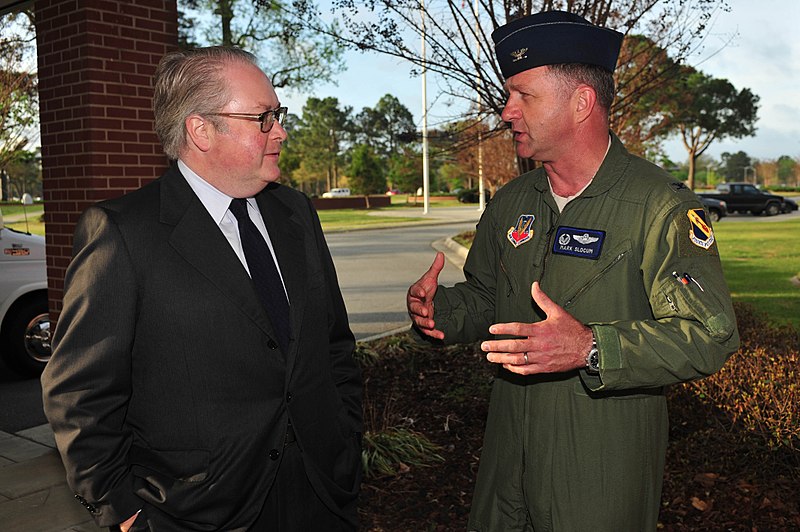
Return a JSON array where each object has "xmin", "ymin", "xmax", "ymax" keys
[
  {"xmin": 699, "ymin": 196, "xmax": 727, "ymax": 223},
  {"xmin": 0, "ymin": 208, "xmax": 51, "ymax": 376},
  {"xmin": 698, "ymin": 182, "xmax": 786, "ymax": 216}
]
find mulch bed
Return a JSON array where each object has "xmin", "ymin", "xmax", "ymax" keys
[{"xmin": 356, "ymin": 331, "xmax": 800, "ymax": 531}]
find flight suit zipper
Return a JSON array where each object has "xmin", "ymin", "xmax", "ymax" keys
[
  {"xmin": 563, "ymin": 250, "xmax": 629, "ymax": 309},
  {"xmin": 499, "ymin": 259, "xmax": 515, "ymax": 297}
]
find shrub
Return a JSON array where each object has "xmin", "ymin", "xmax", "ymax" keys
[
  {"xmin": 361, "ymin": 427, "xmax": 444, "ymax": 478},
  {"xmin": 353, "ymin": 343, "xmax": 382, "ymax": 367},
  {"xmin": 684, "ymin": 303, "xmax": 800, "ymax": 452},
  {"xmin": 456, "ymin": 188, "xmax": 490, "ymax": 203}
]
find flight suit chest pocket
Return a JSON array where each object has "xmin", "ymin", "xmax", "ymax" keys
[
  {"xmin": 499, "ymin": 234, "xmax": 548, "ymax": 298},
  {"xmin": 559, "ymin": 239, "xmax": 633, "ymax": 310}
]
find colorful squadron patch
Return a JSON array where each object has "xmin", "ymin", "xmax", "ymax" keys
[
  {"xmin": 687, "ymin": 208, "xmax": 715, "ymax": 249},
  {"xmin": 507, "ymin": 214, "xmax": 535, "ymax": 248}
]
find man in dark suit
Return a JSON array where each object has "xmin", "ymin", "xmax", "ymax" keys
[{"xmin": 41, "ymin": 46, "xmax": 362, "ymax": 532}]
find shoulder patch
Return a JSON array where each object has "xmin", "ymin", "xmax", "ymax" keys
[
  {"xmin": 675, "ymin": 207, "xmax": 719, "ymax": 257},
  {"xmin": 687, "ymin": 208, "xmax": 715, "ymax": 249}
]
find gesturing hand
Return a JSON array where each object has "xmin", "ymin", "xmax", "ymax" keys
[
  {"xmin": 480, "ymin": 282, "xmax": 593, "ymax": 375},
  {"xmin": 407, "ymin": 252, "xmax": 446, "ymax": 340}
]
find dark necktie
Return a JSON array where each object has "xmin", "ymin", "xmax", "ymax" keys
[{"xmin": 229, "ymin": 198, "xmax": 291, "ymax": 353}]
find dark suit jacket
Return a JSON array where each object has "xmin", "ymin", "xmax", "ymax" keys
[{"xmin": 42, "ymin": 165, "xmax": 363, "ymax": 531}]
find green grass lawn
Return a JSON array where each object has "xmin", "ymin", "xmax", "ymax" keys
[
  {"xmin": 1, "ymin": 204, "xmax": 45, "ymax": 235},
  {"xmin": 714, "ymin": 217, "xmax": 800, "ymax": 328},
  {"xmin": 4, "ymin": 219, "xmax": 46, "ymax": 235},
  {"xmin": 389, "ymin": 195, "xmax": 464, "ymax": 208},
  {"xmin": 0, "ymin": 203, "xmax": 44, "ymax": 217},
  {"xmin": 317, "ymin": 209, "xmax": 424, "ymax": 231}
]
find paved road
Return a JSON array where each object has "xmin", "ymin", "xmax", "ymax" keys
[
  {"xmin": 720, "ymin": 208, "xmax": 799, "ymax": 222},
  {"xmin": 328, "ymin": 220, "xmax": 476, "ymax": 340}
]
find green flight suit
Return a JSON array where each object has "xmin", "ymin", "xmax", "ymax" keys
[{"xmin": 431, "ymin": 134, "xmax": 739, "ymax": 531}]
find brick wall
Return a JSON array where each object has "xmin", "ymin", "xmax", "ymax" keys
[{"xmin": 35, "ymin": 0, "xmax": 178, "ymax": 315}]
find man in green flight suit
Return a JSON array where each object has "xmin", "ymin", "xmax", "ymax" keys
[{"xmin": 407, "ymin": 10, "xmax": 739, "ymax": 532}]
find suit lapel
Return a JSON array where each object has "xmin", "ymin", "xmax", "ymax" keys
[
  {"xmin": 256, "ymin": 187, "xmax": 307, "ymax": 367},
  {"xmin": 159, "ymin": 167, "xmax": 277, "ymax": 339}
]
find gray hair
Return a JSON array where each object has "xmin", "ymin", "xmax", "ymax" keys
[
  {"xmin": 153, "ymin": 46, "xmax": 260, "ymax": 160},
  {"xmin": 548, "ymin": 63, "xmax": 616, "ymax": 115}
]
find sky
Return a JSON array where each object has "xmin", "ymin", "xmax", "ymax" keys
[{"xmin": 277, "ymin": 0, "xmax": 800, "ymax": 164}]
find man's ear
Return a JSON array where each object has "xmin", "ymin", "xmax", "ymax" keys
[
  {"xmin": 574, "ymin": 85, "xmax": 597, "ymax": 123},
  {"xmin": 185, "ymin": 115, "xmax": 212, "ymax": 152}
]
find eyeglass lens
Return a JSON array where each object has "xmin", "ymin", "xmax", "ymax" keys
[{"xmin": 261, "ymin": 107, "xmax": 287, "ymax": 132}]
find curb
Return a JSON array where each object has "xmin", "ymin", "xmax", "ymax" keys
[
  {"xmin": 356, "ymin": 237, "xmax": 470, "ymax": 344},
  {"xmin": 358, "ymin": 324, "xmax": 412, "ymax": 343},
  {"xmin": 441, "ymin": 237, "xmax": 469, "ymax": 260},
  {"xmin": 322, "ymin": 218, "xmax": 475, "ymax": 234},
  {"xmin": 432, "ymin": 237, "xmax": 469, "ymax": 270}
]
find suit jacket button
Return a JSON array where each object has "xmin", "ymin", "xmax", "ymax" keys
[
  {"xmin": 267, "ymin": 339, "xmax": 278, "ymax": 350},
  {"xmin": 74, "ymin": 494, "xmax": 98, "ymax": 514},
  {"xmin": 286, "ymin": 392, "xmax": 293, "ymax": 403},
  {"xmin": 269, "ymin": 449, "xmax": 280, "ymax": 460}
]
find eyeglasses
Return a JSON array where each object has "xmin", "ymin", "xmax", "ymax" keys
[{"xmin": 209, "ymin": 106, "xmax": 288, "ymax": 133}]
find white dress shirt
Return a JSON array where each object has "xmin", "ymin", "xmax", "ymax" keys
[{"xmin": 177, "ymin": 160, "xmax": 288, "ymax": 297}]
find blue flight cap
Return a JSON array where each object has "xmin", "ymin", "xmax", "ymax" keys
[{"xmin": 492, "ymin": 11, "xmax": 624, "ymax": 78}]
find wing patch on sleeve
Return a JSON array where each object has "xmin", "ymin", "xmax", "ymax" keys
[{"xmin": 677, "ymin": 208, "xmax": 719, "ymax": 256}]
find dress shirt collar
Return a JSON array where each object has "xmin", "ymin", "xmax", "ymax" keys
[{"xmin": 177, "ymin": 159, "xmax": 250, "ymax": 224}]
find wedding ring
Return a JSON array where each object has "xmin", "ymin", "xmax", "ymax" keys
[{"xmin": 523, "ymin": 352, "xmax": 529, "ymax": 364}]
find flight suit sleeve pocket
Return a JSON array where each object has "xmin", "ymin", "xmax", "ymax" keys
[{"xmin": 654, "ymin": 268, "xmax": 736, "ymax": 342}]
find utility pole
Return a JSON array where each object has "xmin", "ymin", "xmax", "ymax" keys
[
  {"xmin": 421, "ymin": 0, "xmax": 430, "ymax": 215},
  {"xmin": 475, "ymin": 0, "xmax": 485, "ymax": 212}
]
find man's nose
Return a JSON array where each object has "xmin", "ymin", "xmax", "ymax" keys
[
  {"xmin": 500, "ymin": 102, "xmax": 517, "ymax": 123},
  {"xmin": 272, "ymin": 121, "xmax": 288, "ymax": 142}
]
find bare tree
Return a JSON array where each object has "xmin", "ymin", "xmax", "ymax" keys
[
  {"xmin": 455, "ymin": 118, "xmax": 516, "ymax": 195},
  {"xmin": 295, "ymin": 0, "xmax": 731, "ymax": 170}
]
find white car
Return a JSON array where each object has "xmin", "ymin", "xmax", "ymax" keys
[
  {"xmin": 0, "ymin": 208, "xmax": 51, "ymax": 376},
  {"xmin": 322, "ymin": 188, "xmax": 351, "ymax": 198}
]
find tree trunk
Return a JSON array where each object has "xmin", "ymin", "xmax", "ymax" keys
[
  {"xmin": 687, "ymin": 150, "xmax": 697, "ymax": 190},
  {"xmin": 217, "ymin": 0, "xmax": 233, "ymax": 46}
]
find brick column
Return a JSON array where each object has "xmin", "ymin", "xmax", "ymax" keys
[{"xmin": 35, "ymin": 0, "xmax": 177, "ymax": 316}]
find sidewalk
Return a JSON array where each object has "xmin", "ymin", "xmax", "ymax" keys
[
  {"xmin": 0, "ymin": 424, "xmax": 101, "ymax": 531},
  {"xmin": 0, "ymin": 207, "xmax": 479, "ymax": 531}
]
